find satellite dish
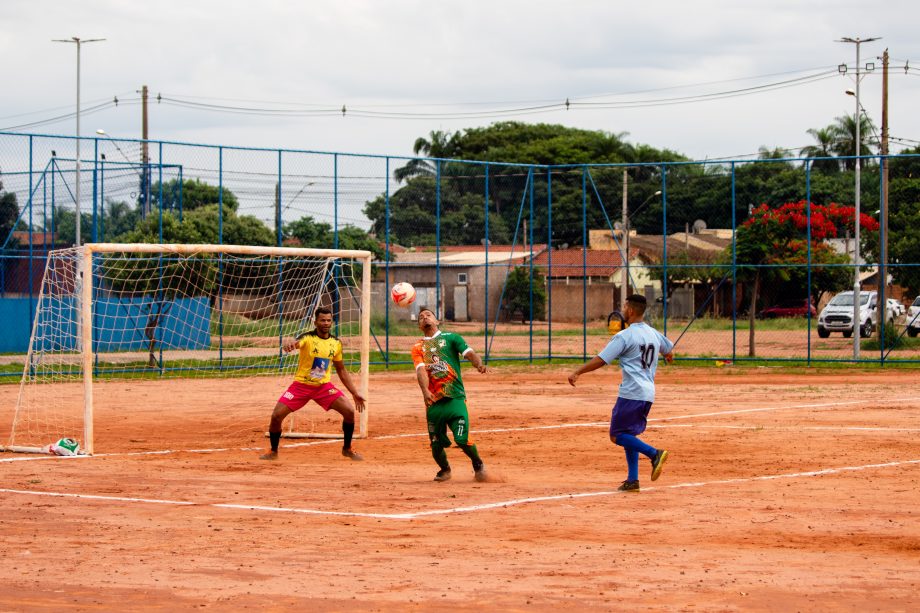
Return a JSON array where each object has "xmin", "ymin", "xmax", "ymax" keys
[{"xmin": 692, "ymin": 219, "xmax": 707, "ymax": 233}]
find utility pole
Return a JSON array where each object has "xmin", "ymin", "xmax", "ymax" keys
[
  {"xmin": 141, "ymin": 85, "xmax": 150, "ymax": 216},
  {"xmin": 878, "ymin": 49, "xmax": 890, "ymax": 340}
]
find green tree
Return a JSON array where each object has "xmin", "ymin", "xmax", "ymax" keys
[
  {"xmin": 364, "ymin": 176, "xmax": 511, "ymax": 247},
  {"xmin": 888, "ymin": 145, "xmax": 920, "ymax": 179},
  {"xmin": 284, "ymin": 215, "xmax": 384, "ymax": 259},
  {"xmin": 829, "ymin": 114, "xmax": 878, "ymax": 170},
  {"xmin": 0, "ymin": 175, "xmax": 19, "ymax": 246},
  {"xmin": 376, "ymin": 122, "xmax": 686, "ymax": 249},
  {"xmin": 886, "ymin": 175, "xmax": 920, "ymax": 295},
  {"xmin": 114, "ymin": 204, "xmax": 274, "ymax": 246},
  {"xmin": 50, "ymin": 207, "xmax": 92, "ymax": 247},
  {"xmin": 393, "ymin": 130, "xmax": 457, "ymax": 182},
  {"xmin": 502, "ymin": 265, "xmax": 547, "ymax": 323},
  {"xmin": 100, "ymin": 199, "xmax": 141, "ymax": 241},
  {"xmin": 150, "ymin": 178, "xmax": 240, "ymax": 213},
  {"xmin": 734, "ymin": 201, "xmax": 878, "ymax": 356},
  {"xmin": 800, "ymin": 127, "xmax": 841, "ymax": 173}
]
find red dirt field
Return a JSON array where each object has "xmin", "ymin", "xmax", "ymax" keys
[{"xmin": 1, "ymin": 365, "xmax": 919, "ymax": 611}]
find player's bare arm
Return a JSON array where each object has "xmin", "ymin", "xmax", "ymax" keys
[
  {"xmin": 415, "ymin": 365, "xmax": 435, "ymax": 406},
  {"xmin": 464, "ymin": 349, "xmax": 488, "ymax": 374},
  {"xmin": 282, "ymin": 338, "xmax": 300, "ymax": 353},
  {"xmin": 334, "ymin": 360, "xmax": 366, "ymax": 412},
  {"xmin": 568, "ymin": 356, "xmax": 607, "ymax": 386}
]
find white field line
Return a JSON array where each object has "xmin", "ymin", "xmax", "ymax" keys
[
  {"xmin": 1, "ymin": 458, "xmax": 918, "ymax": 521},
  {"xmin": 2, "ymin": 396, "xmax": 918, "ymax": 463},
  {"xmin": 651, "ymin": 424, "xmax": 920, "ymax": 433}
]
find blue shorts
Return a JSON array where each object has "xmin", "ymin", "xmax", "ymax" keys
[{"xmin": 609, "ymin": 397, "xmax": 653, "ymax": 436}]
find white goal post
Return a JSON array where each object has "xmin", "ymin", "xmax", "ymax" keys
[{"xmin": 3, "ymin": 243, "xmax": 372, "ymax": 455}]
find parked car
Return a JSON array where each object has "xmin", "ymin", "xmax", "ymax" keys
[
  {"xmin": 817, "ymin": 291, "xmax": 881, "ymax": 338},
  {"xmin": 757, "ymin": 299, "xmax": 817, "ymax": 319},
  {"xmin": 886, "ymin": 298, "xmax": 905, "ymax": 318},
  {"xmin": 907, "ymin": 296, "xmax": 920, "ymax": 338}
]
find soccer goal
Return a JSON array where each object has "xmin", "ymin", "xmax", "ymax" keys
[{"xmin": 2, "ymin": 243, "xmax": 372, "ymax": 455}]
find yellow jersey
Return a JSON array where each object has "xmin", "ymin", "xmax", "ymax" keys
[{"xmin": 292, "ymin": 332, "xmax": 343, "ymax": 385}]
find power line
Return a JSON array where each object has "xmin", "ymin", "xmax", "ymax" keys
[
  {"xmin": 155, "ymin": 68, "xmax": 844, "ymax": 121},
  {"xmin": 0, "ymin": 98, "xmax": 137, "ymax": 131}
]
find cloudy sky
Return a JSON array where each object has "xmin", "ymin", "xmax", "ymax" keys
[{"xmin": 2, "ymin": 0, "xmax": 919, "ymax": 162}]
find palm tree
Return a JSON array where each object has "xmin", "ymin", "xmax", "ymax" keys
[
  {"xmin": 829, "ymin": 114, "xmax": 877, "ymax": 171},
  {"xmin": 800, "ymin": 127, "xmax": 841, "ymax": 173},
  {"xmin": 393, "ymin": 130, "xmax": 456, "ymax": 182}
]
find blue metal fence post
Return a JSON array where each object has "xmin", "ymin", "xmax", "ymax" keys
[
  {"xmin": 385, "ymin": 157, "xmax": 390, "ymax": 367},
  {"xmin": 436, "ymin": 159, "xmax": 441, "ymax": 313},
  {"xmin": 158, "ymin": 142, "xmax": 164, "ymax": 244},
  {"xmin": 277, "ymin": 150, "xmax": 283, "ymax": 247},
  {"xmin": 51, "ymin": 156, "xmax": 56, "ymax": 243},
  {"xmin": 528, "ymin": 166, "xmax": 534, "ymax": 362},
  {"xmin": 484, "ymin": 164, "xmax": 490, "ymax": 363},
  {"xmin": 731, "ymin": 162, "xmax": 737, "ymax": 362},
  {"xmin": 28, "ymin": 136, "xmax": 33, "ymax": 328},
  {"xmin": 98, "ymin": 154, "xmax": 104, "ymax": 241},
  {"xmin": 878, "ymin": 154, "xmax": 886, "ymax": 365},
  {"xmin": 581, "ymin": 165, "xmax": 587, "ymax": 359},
  {"xmin": 218, "ymin": 146, "xmax": 224, "ymax": 245},
  {"xmin": 547, "ymin": 167, "xmax": 553, "ymax": 361},
  {"xmin": 806, "ymin": 161, "xmax": 813, "ymax": 366},
  {"xmin": 334, "ymin": 153, "xmax": 339, "ymax": 250},
  {"xmin": 178, "ymin": 164, "xmax": 184, "ymax": 222},
  {"xmin": 42, "ymin": 156, "xmax": 48, "ymax": 248},
  {"xmin": 92, "ymin": 138, "xmax": 98, "ymax": 242},
  {"xmin": 218, "ymin": 146, "xmax": 224, "ymax": 369},
  {"xmin": 661, "ymin": 165, "xmax": 668, "ymax": 336}
]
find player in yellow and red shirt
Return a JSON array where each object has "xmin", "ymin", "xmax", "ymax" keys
[
  {"xmin": 412, "ymin": 306, "xmax": 488, "ymax": 482},
  {"xmin": 260, "ymin": 306, "xmax": 366, "ymax": 461}
]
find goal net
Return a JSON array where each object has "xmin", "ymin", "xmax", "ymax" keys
[{"xmin": 2, "ymin": 243, "xmax": 371, "ymax": 455}]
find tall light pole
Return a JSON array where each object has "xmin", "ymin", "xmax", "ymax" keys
[
  {"xmin": 838, "ymin": 35, "xmax": 879, "ymax": 359},
  {"xmin": 53, "ymin": 36, "xmax": 105, "ymax": 246},
  {"xmin": 621, "ymin": 190, "xmax": 662, "ymax": 308}
]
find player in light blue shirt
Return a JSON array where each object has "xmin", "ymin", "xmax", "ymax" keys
[{"xmin": 568, "ymin": 294, "xmax": 674, "ymax": 492}]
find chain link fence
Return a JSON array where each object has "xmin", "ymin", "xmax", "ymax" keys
[{"xmin": 2, "ymin": 131, "xmax": 919, "ymax": 372}]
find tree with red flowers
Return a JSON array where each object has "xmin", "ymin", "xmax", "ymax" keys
[{"xmin": 734, "ymin": 200, "xmax": 879, "ymax": 356}]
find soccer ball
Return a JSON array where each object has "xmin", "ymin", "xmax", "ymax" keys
[{"xmin": 391, "ymin": 282, "xmax": 416, "ymax": 308}]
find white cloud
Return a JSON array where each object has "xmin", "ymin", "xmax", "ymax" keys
[{"xmin": 2, "ymin": 0, "xmax": 919, "ymax": 161}]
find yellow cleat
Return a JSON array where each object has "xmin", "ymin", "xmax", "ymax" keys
[{"xmin": 651, "ymin": 449, "xmax": 669, "ymax": 481}]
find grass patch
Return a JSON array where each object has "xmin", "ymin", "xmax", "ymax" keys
[{"xmin": 861, "ymin": 324, "xmax": 920, "ymax": 352}]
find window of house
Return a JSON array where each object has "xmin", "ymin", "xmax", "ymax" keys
[{"xmin": 457, "ymin": 273, "xmax": 468, "ymax": 284}]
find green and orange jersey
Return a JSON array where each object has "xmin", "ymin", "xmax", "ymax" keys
[
  {"xmin": 411, "ymin": 330, "xmax": 472, "ymax": 402},
  {"xmin": 292, "ymin": 332, "xmax": 343, "ymax": 386}
]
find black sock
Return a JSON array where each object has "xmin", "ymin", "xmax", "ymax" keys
[
  {"xmin": 269, "ymin": 430, "xmax": 281, "ymax": 452},
  {"xmin": 457, "ymin": 443, "xmax": 483, "ymax": 471},
  {"xmin": 342, "ymin": 421, "xmax": 355, "ymax": 449},
  {"xmin": 431, "ymin": 444, "xmax": 450, "ymax": 472}
]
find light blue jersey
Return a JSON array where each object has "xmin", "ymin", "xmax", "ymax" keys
[{"xmin": 597, "ymin": 322, "xmax": 674, "ymax": 402}]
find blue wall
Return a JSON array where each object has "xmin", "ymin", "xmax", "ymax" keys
[
  {"xmin": 0, "ymin": 296, "xmax": 211, "ymax": 353},
  {"xmin": 0, "ymin": 298, "xmax": 36, "ymax": 353}
]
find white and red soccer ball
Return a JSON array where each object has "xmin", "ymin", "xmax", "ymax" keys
[{"xmin": 391, "ymin": 282, "xmax": 416, "ymax": 308}]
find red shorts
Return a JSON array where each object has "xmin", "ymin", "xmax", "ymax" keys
[{"xmin": 278, "ymin": 381, "xmax": 344, "ymax": 411}]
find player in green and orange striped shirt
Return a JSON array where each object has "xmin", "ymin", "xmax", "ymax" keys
[{"xmin": 411, "ymin": 307, "xmax": 488, "ymax": 482}]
